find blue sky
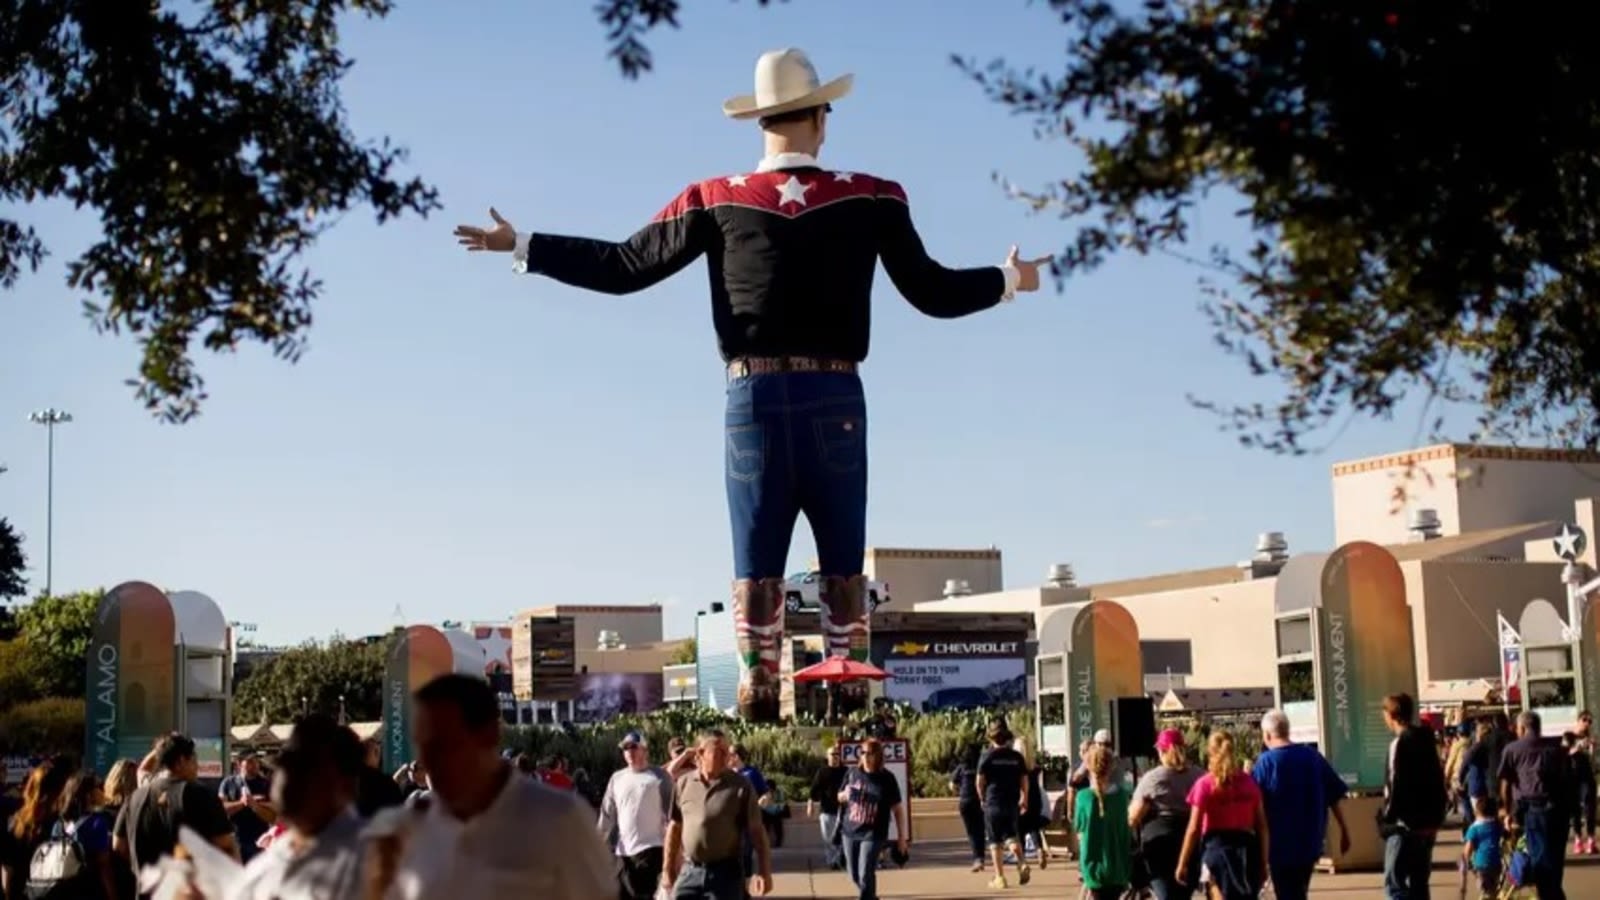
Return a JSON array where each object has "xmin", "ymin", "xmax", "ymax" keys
[{"xmin": 0, "ymin": 0, "xmax": 1467, "ymax": 645}]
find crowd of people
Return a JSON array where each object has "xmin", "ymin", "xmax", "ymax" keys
[
  {"xmin": 4, "ymin": 689, "xmax": 1596, "ymax": 899},
  {"xmin": 0, "ymin": 674, "xmax": 818, "ymax": 900}
]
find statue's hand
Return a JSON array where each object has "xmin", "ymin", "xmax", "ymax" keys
[
  {"xmin": 454, "ymin": 207, "xmax": 517, "ymax": 253},
  {"xmin": 1007, "ymin": 245, "xmax": 1054, "ymax": 293}
]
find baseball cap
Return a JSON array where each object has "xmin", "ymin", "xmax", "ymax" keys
[
  {"xmin": 619, "ymin": 730, "xmax": 647, "ymax": 749},
  {"xmin": 1155, "ymin": 729, "xmax": 1185, "ymax": 752},
  {"xmin": 1093, "ymin": 728, "xmax": 1112, "ymax": 745}
]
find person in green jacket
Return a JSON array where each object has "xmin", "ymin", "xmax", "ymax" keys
[{"xmin": 1074, "ymin": 743, "xmax": 1133, "ymax": 899}]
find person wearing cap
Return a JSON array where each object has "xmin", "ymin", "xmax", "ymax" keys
[
  {"xmin": 1130, "ymin": 729, "xmax": 1204, "ymax": 899},
  {"xmin": 598, "ymin": 731, "xmax": 676, "ymax": 899},
  {"xmin": 1070, "ymin": 729, "xmax": 1122, "ymax": 791},
  {"xmin": 219, "ymin": 752, "xmax": 276, "ymax": 863},
  {"xmin": 453, "ymin": 48, "xmax": 1052, "ymax": 726},
  {"xmin": 665, "ymin": 737, "xmax": 698, "ymax": 779},
  {"xmin": 975, "ymin": 719, "xmax": 1030, "ymax": 889}
]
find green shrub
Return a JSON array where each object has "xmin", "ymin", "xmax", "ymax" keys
[
  {"xmin": 501, "ymin": 703, "xmax": 1037, "ymax": 800},
  {"xmin": 0, "ymin": 696, "xmax": 85, "ymax": 755}
]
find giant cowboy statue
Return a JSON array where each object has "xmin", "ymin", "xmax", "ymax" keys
[{"xmin": 455, "ymin": 49, "xmax": 1050, "ymax": 723}]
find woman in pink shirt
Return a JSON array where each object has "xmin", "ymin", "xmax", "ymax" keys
[{"xmin": 1176, "ymin": 731, "xmax": 1269, "ymax": 900}]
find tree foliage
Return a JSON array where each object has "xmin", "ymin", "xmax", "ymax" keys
[
  {"xmin": 960, "ymin": 0, "xmax": 1600, "ymax": 451},
  {"xmin": 0, "ymin": 637, "xmax": 44, "ymax": 710},
  {"xmin": 0, "ymin": 697, "xmax": 86, "ymax": 756},
  {"xmin": 0, "ymin": 517, "xmax": 24, "ymax": 602},
  {"xmin": 232, "ymin": 634, "xmax": 392, "ymax": 725},
  {"xmin": 670, "ymin": 637, "xmax": 697, "ymax": 665},
  {"xmin": 13, "ymin": 589, "xmax": 103, "ymax": 698},
  {"xmin": 593, "ymin": 0, "xmax": 779, "ymax": 78},
  {"xmin": 1, "ymin": 1, "xmax": 438, "ymax": 422}
]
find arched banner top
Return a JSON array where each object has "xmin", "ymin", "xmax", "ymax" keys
[
  {"xmin": 1274, "ymin": 553, "xmax": 1331, "ymax": 614},
  {"xmin": 167, "ymin": 590, "xmax": 228, "ymax": 651}
]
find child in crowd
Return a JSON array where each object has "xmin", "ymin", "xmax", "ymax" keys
[{"xmin": 1462, "ymin": 797, "xmax": 1504, "ymax": 899}]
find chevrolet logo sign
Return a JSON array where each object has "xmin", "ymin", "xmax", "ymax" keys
[
  {"xmin": 891, "ymin": 641, "xmax": 929, "ymax": 656},
  {"xmin": 537, "ymin": 649, "xmax": 570, "ymax": 662}
]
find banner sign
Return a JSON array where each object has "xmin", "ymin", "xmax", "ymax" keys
[
  {"xmin": 513, "ymin": 615, "xmax": 577, "ymax": 701},
  {"xmin": 382, "ymin": 626, "xmax": 456, "ymax": 774},
  {"xmin": 881, "ymin": 632, "xmax": 1026, "ymax": 712},
  {"xmin": 1580, "ymin": 588, "xmax": 1600, "ymax": 715},
  {"xmin": 572, "ymin": 673, "xmax": 666, "ymax": 722},
  {"xmin": 1317, "ymin": 541, "xmax": 1416, "ymax": 790},
  {"xmin": 1068, "ymin": 602, "xmax": 1143, "ymax": 750},
  {"xmin": 837, "ymin": 738, "xmax": 912, "ymax": 841},
  {"xmin": 84, "ymin": 582, "xmax": 177, "ymax": 778}
]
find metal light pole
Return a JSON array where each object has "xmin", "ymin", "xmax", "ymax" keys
[{"xmin": 26, "ymin": 408, "xmax": 73, "ymax": 596}]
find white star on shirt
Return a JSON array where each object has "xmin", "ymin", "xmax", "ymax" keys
[
  {"xmin": 834, "ymin": 172, "xmax": 855, "ymax": 182},
  {"xmin": 776, "ymin": 175, "xmax": 811, "ymax": 207},
  {"xmin": 727, "ymin": 175, "xmax": 748, "ymax": 187}
]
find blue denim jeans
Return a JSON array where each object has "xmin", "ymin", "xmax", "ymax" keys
[
  {"xmin": 820, "ymin": 812, "xmax": 843, "ymax": 868},
  {"xmin": 1268, "ymin": 862, "xmax": 1316, "ymax": 900},
  {"xmin": 841, "ymin": 834, "xmax": 882, "ymax": 900},
  {"xmin": 1519, "ymin": 801, "xmax": 1568, "ymax": 900},
  {"xmin": 672, "ymin": 859, "xmax": 745, "ymax": 900},
  {"xmin": 724, "ymin": 370, "xmax": 867, "ymax": 579},
  {"xmin": 1382, "ymin": 830, "xmax": 1436, "ymax": 900}
]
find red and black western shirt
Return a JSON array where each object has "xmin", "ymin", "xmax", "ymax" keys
[{"xmin": 513, "ymin": 155, "xmax": 1012, "ymax": 362}]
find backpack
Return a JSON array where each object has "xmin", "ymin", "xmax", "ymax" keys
[{"xmin": 24, "ymin": 818, "xmax": 92, "ymax": 899}]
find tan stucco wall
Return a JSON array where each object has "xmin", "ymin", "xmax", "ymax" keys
[
  {"xmin": 1413, "ymin": 559, "xmax": 1569, "ymax": 685},
  {"xmin": 1455, "ymin": 459, "xmax": 1600, "ymax": 539},
  {"xmin": 578, "ymin": 644, "xmax": 681, "ymax": 674},
  {"xmin": 1334, "ymin": 445, "xmax": 1600, "ymax": 548},
  {"xmin": 864, "ymin": 547, "xmax": 1005, "ymax": 607},
  {"xmin": 523, "ymin": 606, "xmax": 664, "ymax": 651},
  {"xmin": 1112, "ymin": 578, "xmax": 1280, "ymax": 690},
  {"xmin": 1333, "ymin": 451, "xmax": 1464, "ymax": 546}
]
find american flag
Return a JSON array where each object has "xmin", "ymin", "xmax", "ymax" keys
[{"xmin": 1498, "ymin": 613, "xmax": 1522, "ymax": 703}]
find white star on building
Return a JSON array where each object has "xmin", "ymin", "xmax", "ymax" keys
[
  {"xmin": 1554, "ymin": 523, "xmax": 1585, "ymax": 560},
  {"xmin": 476, "ymin": 630, "xmax": 513, "ymax": 669},
  {"xmin": 777, "ymin": 175, "xmax": 811, "ymax": 207}
]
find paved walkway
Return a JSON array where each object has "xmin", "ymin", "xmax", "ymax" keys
[{"xmin": 768, "ymin": 835, "xmax": 1600, "ymax": 898}]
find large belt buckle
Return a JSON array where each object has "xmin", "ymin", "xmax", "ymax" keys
[{"xmin": 729, "ymin": 359, "xmax": 751, "ymax": 379}]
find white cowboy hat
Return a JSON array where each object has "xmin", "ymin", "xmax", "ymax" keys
[{"xmin": 723, "ymin": 48, "xmax": 853, "ymax": 120}]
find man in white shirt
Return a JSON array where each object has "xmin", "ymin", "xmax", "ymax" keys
[
  {"xmin": 365, "ymin": 674, "xmax": 615, "ymax": 900},
  {"xmin": 230, "ymin": 714, "xmax": 367, "ymax": 900},
  {"xmin": 598, "ymin": 730, "xmax": 675, "ymax": 899}
]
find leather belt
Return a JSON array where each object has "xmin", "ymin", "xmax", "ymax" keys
[{"xmin": 726, "ymin": 356, "xmax": 858, "ymax": 379}]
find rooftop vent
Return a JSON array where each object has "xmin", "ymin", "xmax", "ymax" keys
[
  {"xmin": 1045, "ymin": 564, "xmax": 1076, "ymax": 588},
  {"xmin": 1239, "ymin": 532, "xmax": 1290, "ymax": 579},
  {"xmin": 1407, "ymin": 508, "xmax": 1442, "ymax": 541},
  {"xmin": 942, "ymin": 579, "xmax": 973, "ymax": 598}
]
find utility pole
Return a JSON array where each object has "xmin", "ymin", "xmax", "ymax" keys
[{"xmin": 27, "ymin": 408, "xmax": 73, "ymax": 596}]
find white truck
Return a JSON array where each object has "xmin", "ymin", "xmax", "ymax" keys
[{"xmin": 780, "ymin": 571, "xmax": 891, "ymax": 615}]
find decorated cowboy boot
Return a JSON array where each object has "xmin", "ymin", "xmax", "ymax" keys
[
  {"xmin": 733, "ymin": 577, "xmax": 784, "ymax": 722},
  {"xmin": 822, "ymin": 574, "xmax": 872, "ymax": 710}
]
